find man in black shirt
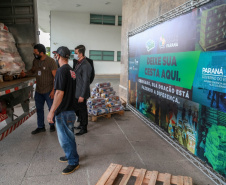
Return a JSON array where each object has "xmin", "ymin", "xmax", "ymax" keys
[{"xmin": 47, "ymin": 46, "xmax": 79, "ymax": 175}]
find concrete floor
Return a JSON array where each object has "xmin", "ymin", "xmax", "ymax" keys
[{"xmin": 0, "ymin": 75, "xmax": 215, "ymax": 185}]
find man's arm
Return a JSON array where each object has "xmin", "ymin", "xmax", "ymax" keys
[
  {"xmin": 47, "ymin": 90, "xmax": 64, "ymax": 123},
  {"xmin": 20, "ymin": 60, "xmax": 36, "ymax": 77},
  {"xmin": 49, "ymin": 70, "xmax": 57, "ymax": 99},
  {"xmin": 79, "ymin": 63, "xmax": 92, "ymax": 102},
  {"xmin": 86, "ymin": 58, "xmax": 95, "ymax": 83}
]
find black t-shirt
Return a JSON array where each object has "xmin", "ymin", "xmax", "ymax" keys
[{"xmin": 54, "ymin": 64, "xmax": 76, "ymax": 115}]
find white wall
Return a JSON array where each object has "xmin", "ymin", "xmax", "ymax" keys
[{"xmin": 50, "ymin": 11, "xmax": 121, "ymax": 75}]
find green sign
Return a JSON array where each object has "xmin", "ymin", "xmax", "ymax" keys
[{"xmin": 138, "ymin": 51, "xmax": 201, "ymax": 89}]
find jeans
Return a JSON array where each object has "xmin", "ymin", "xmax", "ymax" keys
[
  {"xmin": 35, "ymin": 91, "xmax": 55, "ymax": 128},
  {"xmin": 56, "ymin": 111, "xmax": 79, "ymax": 166},
  {"xmin": 75, "ymin": 98, "xmax": 88, "ymax": 130}
]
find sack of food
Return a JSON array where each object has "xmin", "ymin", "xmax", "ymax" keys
[
  {"xmin": 110, "ymin": 95, "xmax": 120, "ymax": 101},
  {"xmin": 91, "ymin": 104, "xmax": 106, "ymax": 109},
  {"xmin": 0, "ymin": 60, "xmax": 13, "ymax": 74},
  {"xmin": 87, "ymin": 98, "xmax": 105, "ymax": 105},
  {"xmin": 111, "ymin": 105, "xmax": 124, "ymax": 112},
  {"xmin": 0, "ymin": 23, "xmax": 9, "ymax": 32},
  {"xmin": 105, "ymin": 97, "xmax": 113, "ymax": 102},
  {"xmin": 99, "ymin": 87, "xmax": 113, "ymax": 93},
  {"xmin": 101, "ymin": 91, "xmax": 116, "ymax": 98},
  {"xmin": 106, "ymin": 101, "xmax": 122, "ymax": 108},
  {"xmin": 0, "ymin": 41, "xmax": 17, "ymax": 53},
  {"xmin": 95, "ymin": 82, "xmax": 111, "ymax": 88},
  {"xmin": 0, "ymin": 53, "xmax": 25, "ymax": 75},
  {"xmin": 0, "ymin": 31, "xmax": 15, "ymax": 43}
]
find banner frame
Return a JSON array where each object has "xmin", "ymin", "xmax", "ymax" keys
[{"xmin": 127, "ymin": 0, "xmax": 226, "ymax": 184}]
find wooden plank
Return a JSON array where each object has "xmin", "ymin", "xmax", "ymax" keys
[
  {"xmin": 120, "ymin": 169, "xmax": 175, "ymax": 184},
  {"xmin": 106, "ymin": 114, "xmax": 111, "ymax": 119},
  {"xmin": 92, "ymin": 116, "xmax": 98, "ymax": 122},
  {"xmin": 148, "ymin": 171, "xmax": 158, "ymax": 185},
  {"xmin": 177, "ymin": 176, "xmax": 184, "ymax": 185},
  {"xmin": 105, "ymin": 164, "xmax": 123, "ymax": 185},
  {"xmin": 163, "ymin": 173, "xmax": 171, "ymax": 185},
  {"xmin": 90, "ymin": 111, "xmax": 124, "ymax": 122},
  {"xmin": 119, "ymin": 110, "xmax": 124, "ymax": 115},
  {"xmin": 135, "ymin": 169, "xmax": 147, "ymax": 185},
  {"xmin": 96, "ymin": 163, "xmax": 117, "ymax": 185},
  {"xmin": 188, "ymin": 177, "xmax": 193, "ymax": 185},
  {"xmin": 119, "ymin": 167, "xmax": 192, "ymax": 185},
  {"xmin": 184, "ymin": 176, "xmax": 193, "ymax": 185},
  {"xmin": 119, "ymin": 166, "xmax": 135, "ymax": 185}
]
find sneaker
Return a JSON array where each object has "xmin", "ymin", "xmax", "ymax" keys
[
  {"xmin": 62, "ymin": 164, "xmax": 80, "ymax": 175},
  {"xmin": 50, "ymin": 125, "xmax": 55, "ymax": 132},
  {"xmin": 31, "ymin": 127, "xmax": 46, "ymax": 135},
  {"xmin": 59, "ymin": 156, "xmax": 68, "ymax": 163}
]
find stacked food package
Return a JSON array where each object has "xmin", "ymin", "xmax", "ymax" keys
[
  {"xmin": 87, "ymin": 82, "xmax": 124, "ymax": 116},
  {"xmin": 199, "ymin": 4, "xmax": 226, "ymax": 51},
  {"xmin": 0, "ymin": 23, "xmax": 25, "ymax": 78},
  {"xmin": 204, "ymin": 124, "xmax": 226, "ymax": 176}
]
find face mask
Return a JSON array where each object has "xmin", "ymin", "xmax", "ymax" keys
[
  {"xmin": 56, "ymin": 59, "xmax": 60, "ymax": 68},
  {"xmin": 33, "ymin": 53, "xmax": 41, "ymax": 60},
  {"xmin": 74, "ymin": 54, "xmax": 79, "ymax": 60}
]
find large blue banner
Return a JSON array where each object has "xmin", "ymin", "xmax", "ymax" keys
[{"xmin": 128, "ymin": 0, "xmax": 226, "ymax": 177}]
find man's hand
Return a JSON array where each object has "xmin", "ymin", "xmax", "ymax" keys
[
  {"xmin": 47, "ymin": 111, "xmax": 55, "ymax": 123},
  {"xmin": 20, "ymin": 70, "xmax": 26, "ymax": 78},
  {"xmin": 49, "ymin": 89, "xmax": 54, "ymax": 99},
  {"xmin": 78, "ymin": 97, "xmax": 84, "ymax": 103}
]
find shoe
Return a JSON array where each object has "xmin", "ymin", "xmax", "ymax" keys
[
  {"xmin": 31, "ymin": 127, "xmax": 46, "ymax": 135},
  {"xmin": 59, "ymin": 156, "xmax": 68, "ymax": 163},
  {"xmin": 50, "ymin": 125, "xmax": 55, "ymax": 132},
  {"xmin": 75, "ymin": 129, "xmax": 87, "ymax": 136},
  {"xmin": 74, "ymin": 125, "xmax": 81, "ymax": 130},
  {"xmin": 62, "ymin": 164, "xmax": 80, "ymax": 175}
]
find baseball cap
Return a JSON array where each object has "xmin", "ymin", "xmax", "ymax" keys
[
  {"xmin": 52, "ymin": 50, "xmax": 57, "ymax": 54},
  {"xmin": 56, "ymin": 46, "xmax": 70, "ymax": 58}
]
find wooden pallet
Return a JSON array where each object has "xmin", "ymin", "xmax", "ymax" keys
[
  {"xmin": 199, "ymin": 40, "xmax": 226, "ymax": 51},
  {"xmin": 90, "ymin": 110, "xmax": 124, "ymax": 122},
  {"xmin": 96, "ymin": 163, "xmax": 193, "ymax": 185}
]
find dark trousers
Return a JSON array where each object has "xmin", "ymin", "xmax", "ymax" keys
[
  {"xmin": 35, "ymin": 91, "xmax": 55, "ymax": 128},
  {"xmin": 75, "ymin": 98, "xmax": 88, "ymax": 130}
]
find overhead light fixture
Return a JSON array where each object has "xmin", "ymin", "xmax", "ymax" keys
[
  {"xmin": 105, "ymin": 2, "xmax": 110, "ymax": 5},
  {"xmin": 75, "ymin": 4, "xmax": 81, "ymax": 7}
]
